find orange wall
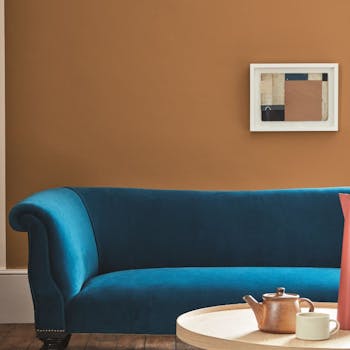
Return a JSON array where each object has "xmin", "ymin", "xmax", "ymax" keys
[{"xmin": 5, "ymin": 0, "xmax": 350, "ymax": 267}]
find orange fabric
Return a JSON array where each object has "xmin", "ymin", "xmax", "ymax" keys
[{"xmin": 337, "ymin": 194, "xmax": 350, "ymax": 329}]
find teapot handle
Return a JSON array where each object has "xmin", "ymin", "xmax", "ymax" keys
[{"xmin": 299, "ymin": 297, "xmax": 315, "ymax": 312}]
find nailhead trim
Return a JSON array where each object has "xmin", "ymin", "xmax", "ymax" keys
[{"xmin": 36, "ymin": 329, "xmax": 66, "ymax": 332}]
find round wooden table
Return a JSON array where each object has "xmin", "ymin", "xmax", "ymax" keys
[{"xmin": 176, "ymin": 302, "xmax": 350, "ymax": 350}]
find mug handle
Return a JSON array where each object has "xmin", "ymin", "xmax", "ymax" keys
[
  {"xmin": 329, "ymin": 319, "xmax": 340, "ymax": 336},
  {"xmin": 299, "ymin": 298, "xmax": 315, "ymax": 312}
]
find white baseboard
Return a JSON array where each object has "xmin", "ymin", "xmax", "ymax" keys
[{"xmin": 0, "ymin": 269, "xmax": 34, "ymax": 323}]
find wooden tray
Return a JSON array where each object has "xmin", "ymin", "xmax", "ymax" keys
[{"xmin": 176, "ymin": 302, "xmax": 350, "ymax": 349}]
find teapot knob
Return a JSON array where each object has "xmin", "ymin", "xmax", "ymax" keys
[{"xmin": 276, "ymin": 287, "xmax": 285, "ymax": 296}]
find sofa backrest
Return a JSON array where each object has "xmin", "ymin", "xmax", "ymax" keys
[{"xmin": 70, "ymin": 187, "xmax": 349, "ymax": 273}]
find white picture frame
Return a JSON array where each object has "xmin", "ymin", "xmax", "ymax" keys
[{"xmin": 250, "ymin": 63, "xmax": 338, "ymax": 132}]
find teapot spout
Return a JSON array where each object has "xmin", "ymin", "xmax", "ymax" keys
[{"xmin": 243, "ymin": 295, "xmax": 264, "ymax": 326}]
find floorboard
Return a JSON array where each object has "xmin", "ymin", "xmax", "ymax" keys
[
  {"xmin": 115, "ymin": 334, "xmax": 146, "ymax": 350},
  {"xmin": 68, "ymin": 333, "xmax": 91, "ymax": 350},
  {"xmin": 0, "ymin": 325, "xmax": 189, "ymax": 350},
  {"xmin": 0, "ymin": 335, "xmax": 33, "ymax": 350},
  {"xmin": 145, "ymin": 335, "xmax": 175, "ymax": 350},
  {"xmin": 85, "ymin": 334, "xmax": 119, "ymax": 350}
]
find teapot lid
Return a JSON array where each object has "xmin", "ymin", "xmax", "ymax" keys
[{"xmin": 263, "ymin": 287, "xmax": 299, "ymax": 300}]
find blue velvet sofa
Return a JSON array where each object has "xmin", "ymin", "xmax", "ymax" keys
[{"xmin": 9, "ymin": 187, "xmax": 347, "ymax": 349}]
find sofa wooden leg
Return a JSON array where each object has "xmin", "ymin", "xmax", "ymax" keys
[{"xmin": 37, "ymin": 331, "xmax": 71, "ymax": 350}]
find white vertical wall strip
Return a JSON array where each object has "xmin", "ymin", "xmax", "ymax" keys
[
  {"xmin": 0, "ymin": 0, "xmax": 5, "ymax": 270},
  {"xmin": 0, "ymin": 271, "xmax": 33, "ymax": 323},
  {"xmin": 0, "ymin": 3, "xmax": 32, "ymax": 323}
]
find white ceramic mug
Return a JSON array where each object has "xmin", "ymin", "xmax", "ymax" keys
[{"xmin": 296, "ymin": 312, "xmax": 340, "ymax": 340}]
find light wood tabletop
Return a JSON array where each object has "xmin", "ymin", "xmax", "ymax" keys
[{"xmin": 176, "ymin": 302, "xmax": 350, "ymax": 350}]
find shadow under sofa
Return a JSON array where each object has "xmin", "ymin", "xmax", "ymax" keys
[{"xmin": 9, "ymin": 186, "xmax": 346, "ymax": 349}]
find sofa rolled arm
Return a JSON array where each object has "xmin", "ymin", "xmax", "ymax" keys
[{"xmin": 9, "ymin": 187, "xmax": 99, "ymax": 330}]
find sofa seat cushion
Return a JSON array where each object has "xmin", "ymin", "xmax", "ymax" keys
[{"xmin": 65, "ymin": 267, "xmax": 339, "ymax": 334}]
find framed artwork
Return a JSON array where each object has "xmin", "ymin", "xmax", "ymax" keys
[{"xmin": 250, "ymin": 63, "xmax": 338, "ymax": 132}]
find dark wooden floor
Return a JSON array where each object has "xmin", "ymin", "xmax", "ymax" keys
[{"xmin": 0, "ymin": 324, "xmax": 194, "ymax": 350}]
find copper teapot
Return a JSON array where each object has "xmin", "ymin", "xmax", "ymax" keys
[{"xmin": 243, "ymin": 287, "xmax": 314, "ymax": 333}]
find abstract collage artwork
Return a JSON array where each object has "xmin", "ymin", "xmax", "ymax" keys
[
  {"xmin": 260, "ymin": 73, "xmax": 328, "ymax": 122},
  {"xmin": 250, "ymin": 64, "xmax": 338, "ymax": 132}
]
